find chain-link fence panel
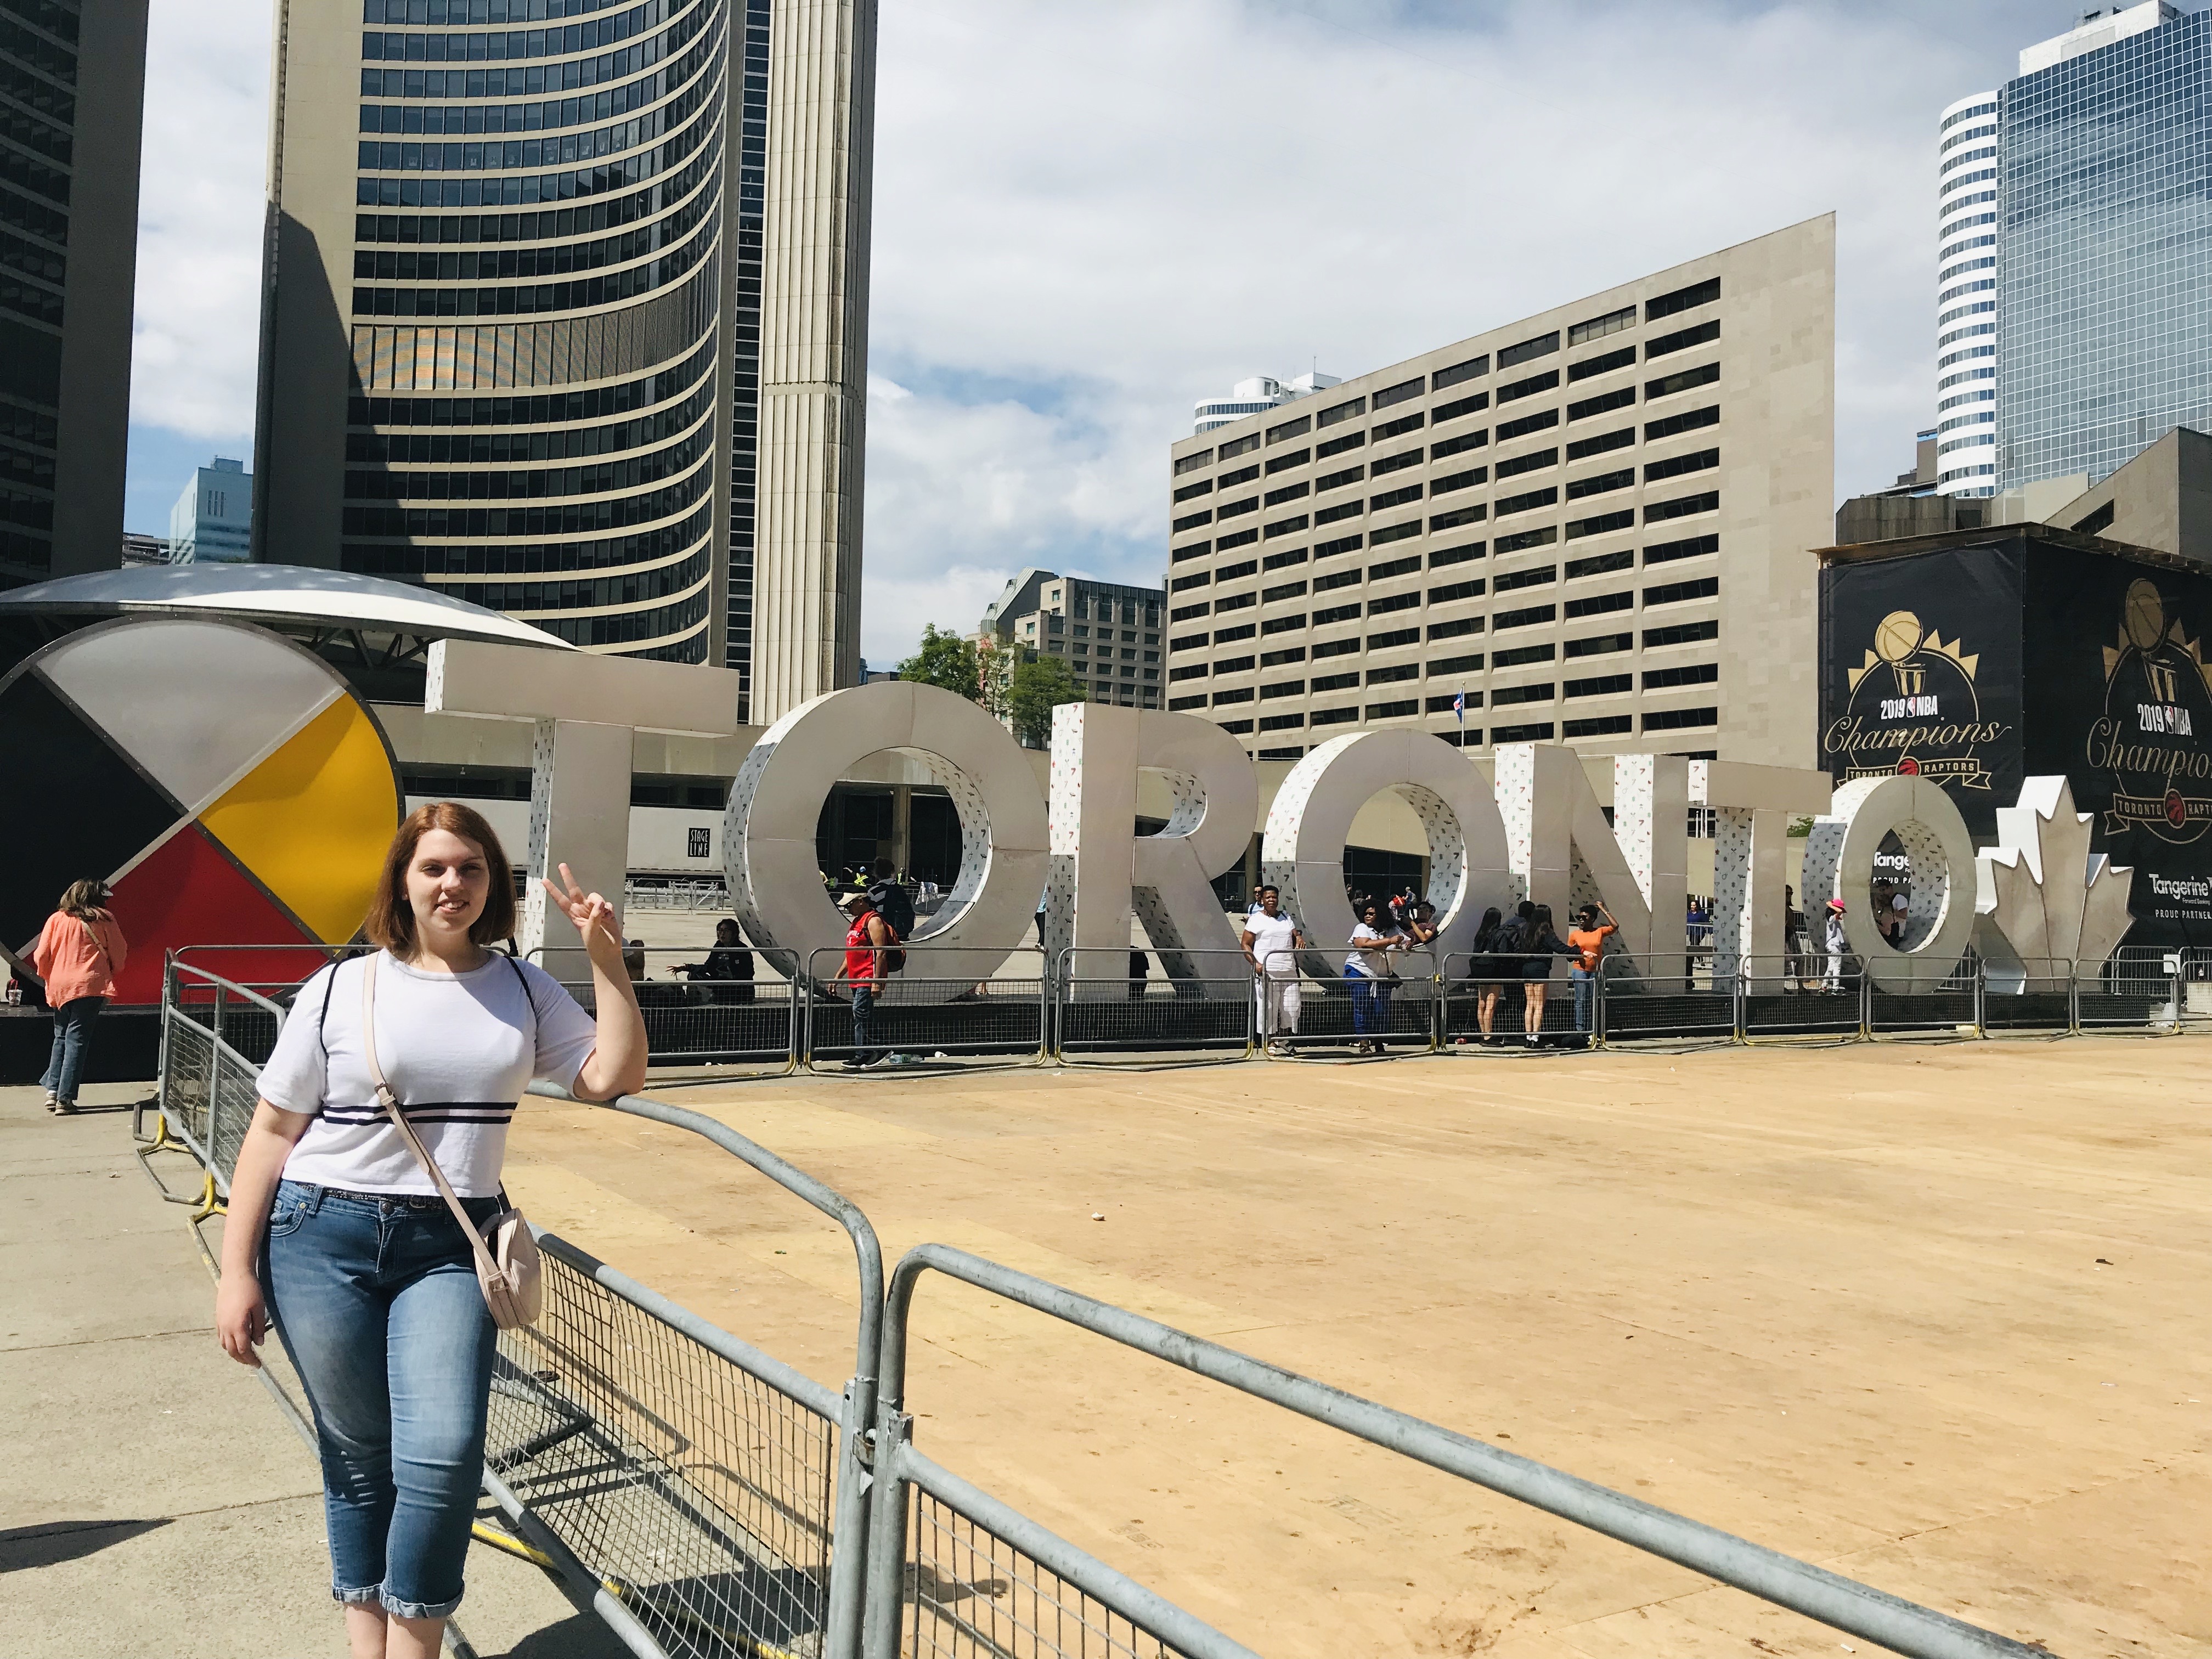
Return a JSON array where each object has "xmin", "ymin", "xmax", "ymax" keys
[
  {"xmin": 2080, "ymin": 947, "xmax": 2178, "ymax": 1031},
  {"xmin": 1438, "ymin": 953, "xmax": 1590, "ymax": 1051},
  {"xmin": 1257, "ymin": 948, "xmax": 1438, "ymax": 1056},
  {"xmin": 1053, "ymin": 949, "xmax": 1254, "ymax": 1060},
  {"xmin": 160, "ymin": 1011, "xmax": 215, "ymax": 1161},
  {"xmin": 904, "ymin": 1479, "xmax": 1201, "ymax": 1659},
  {"xmin": 490, "ymin": 1238, "xmax": 844, "ymax": 1659},
  {"xmin": 1740, "ymin": 956, "xmax": 1867, "ymax": 1043},
  {"xmin": 805, "ymin": 950, "xmax": 1048, "ymax": 1068},
  {"xmin": 1596, "ymin": 952, "xmax": 1734, "ymax": 1045},
  {"xmin": 1978, "ymin": 958, "xmax": 2075, "ymax": 1036}
]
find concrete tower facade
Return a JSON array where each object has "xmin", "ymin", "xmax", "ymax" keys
[
  {"xmin": 748, "ymin": 0, "xmax": 874, "ymax": 722},
  {"xmin": 252, "ymin": 0, "xmax": 871, "ymax": 700}
]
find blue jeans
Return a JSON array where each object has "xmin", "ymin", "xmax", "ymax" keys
[
  {"xmin": 850, "ymin": 984, "xmax": 880, "ymax": 1063},
  {"xmin": 262, "ymin": 1180, "xmax": 502, "ymax": 1619},
  {"xmin": 1344, "ymin": 965, "xmax": 1391, "ymax": 1035},
  {"xmin": 41, "ymin": 996, "xmax": 102, "ymax": 1102},
  {"xmin": 1571, "ymin": 966, "xmax": 1595, "ymax": 1031}
]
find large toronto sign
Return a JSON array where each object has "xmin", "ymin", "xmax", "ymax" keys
[{"xmin": 714, "ymin": 680, "xmax": 2129, "ymax": 998}]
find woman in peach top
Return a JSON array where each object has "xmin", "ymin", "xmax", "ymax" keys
[{"xmin": 31, "ymin": 879, "xmax": 128, "ymax": 1114}]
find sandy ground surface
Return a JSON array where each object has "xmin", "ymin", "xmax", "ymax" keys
[{"xmin": 500, "ymin": 1036, "xmax": 2210, "ymax": 1659}]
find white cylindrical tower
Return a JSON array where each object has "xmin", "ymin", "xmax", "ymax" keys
[{"xmin": 1934, "ymin": 89, "xmax": 2000, "ymax": 496}]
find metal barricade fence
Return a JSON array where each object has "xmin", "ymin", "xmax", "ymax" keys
[
  {"xmin": 1869, "ymin": 952, "xmax": 1978, "ymax": 1039},
  {"xmin": 1976, "ymin": 957, "xmax": 2076, "ymax": 1036},
  {"xmin": 1053, "ymin": 947, "xmax": 1256, "ymax": 1060},
  {"xmin": 2080, "ymin": 945, "xmax": 2180, "ymax": 1032},
  {"xmin": 1740, "ymin": 954, "xmax": 1868, "ymax": 1043},
  {"xmin": 1440, "ymin": 952, "xmax": 1590, "ymax": 1049},
  {"xmin": 803, "ymin": 947, "xmax": 1049, "ymax": 1069},
  {"xmin": 1257, "ymin": 945, "xmax": 1439, "ymax": 1056},
  {"xmin": 533, "ymin": 944, "xmax": 803, "ymax": 1073},
  {"xmin": 1595, "ymin": 950, "xmax": 1735, "ymax": 1046},
  {"xmin": 859, "ymin": 1244, "xmax": 2055, "ymax": 1659}
]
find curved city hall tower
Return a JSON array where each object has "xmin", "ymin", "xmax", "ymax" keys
[{"xmin": 253, "ymin": 0, "xmax": 872, "ymax": 707}]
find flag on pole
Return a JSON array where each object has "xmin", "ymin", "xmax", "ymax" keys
[{"xmin": 1453, "ymin": 687, "xmax": 1465, "ymax": 727}]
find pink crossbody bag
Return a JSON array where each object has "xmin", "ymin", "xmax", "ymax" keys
[{"xmin": 359, "ymin": 954, "xmax": 542, "ymax": 1330}]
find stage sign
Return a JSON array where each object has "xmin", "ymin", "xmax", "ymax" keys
[{"xmin": 1819, "ymin": 543, "xmax": 2023, "ymax": 836}]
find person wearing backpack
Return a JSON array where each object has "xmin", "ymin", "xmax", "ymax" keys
[
  {"xmin": 866, "ymin": 858, "xmax": 915, "ymax": 970},
  {"xmin": 30, "ymin": 878, "xmax": 128, "ymax": 1113}
]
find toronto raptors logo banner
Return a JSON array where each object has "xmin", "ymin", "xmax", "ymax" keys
[{"xmin": 1819, "ymin": 541, "xmax": 2023, "ymax": 836}]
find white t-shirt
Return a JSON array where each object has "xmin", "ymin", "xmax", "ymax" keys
[
  {"xmin": 1345, "ymin": 923, "xmax": 1395, "ymax": 977},
  {"xmin": 1245, "ymin": 911, "xmax": 1300, "ymax": 974},
  {"xmin": 258, "ymin": 951, "xmax": 599, "ymax": 1199}
]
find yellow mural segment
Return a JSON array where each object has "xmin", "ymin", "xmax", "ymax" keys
[{"xmin": 199, "ymin": 698, "xmax": 399, "ymax": 944}]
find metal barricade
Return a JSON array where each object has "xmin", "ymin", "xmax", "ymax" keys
[
  {"xmin": 1739, "ymin": 954, "xmax": 1868, "ymax": 1043},
  {"xmin": 860, "ymin": 1245, "xmax": 2054, "ymax": 1659},
  {"xmin": 1438, "ymin": 951, "xmax": 1590, "ymax": 1051},
  {"xmin": 1053, "ymin": 947, "xmax": 1256, "ymax": 1061},
  {"xmin": 2080, "ymin": 946, "xmax": 2180, "ymax": 1032},
  {"xmin": 1594, "ymin": 950, "xmax": 1734, "ymax": 1046},
  {"xmin": 803, "ymin": 947, "xmax": 1049, "ymax": 1069},
  {"xmin": 534, "ymin": 943, "xmax": 803, "ymax": 1073},
  {"xmin": 494, "ymin": 1075, "xmax": 890, "ymax": 1659},
  {"xmin": 150, "ymin": 955, "xmax": 300, "ymax": 1193},
  {"xmin": 1256, "ymin": 945, "xmax": 1440, "ymax": 1056},
  {"xmin": 1976, "ymin": 957, "xmax": 2075, "ymax": 1036},
  {"xmin": 1868, "ymin": 952, "xmax": 1978, "ymax": 1039}
]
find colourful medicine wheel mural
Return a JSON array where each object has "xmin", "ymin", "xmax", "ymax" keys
[{"xmin": 0, "ymin": 617, "xmax": 402, "ymax": 1003}]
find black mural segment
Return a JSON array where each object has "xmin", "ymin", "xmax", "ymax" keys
[
  {"xmin": 1820, "ymin": 540, "xmax": 2025, "ymax": 837},
  {"xmin": 1821, "ymin": 531, "xmax": 2212, "ymax": 947},
  {"xmin": 0, "ymin": 669, "xmax": 186, "ymax": 962}
]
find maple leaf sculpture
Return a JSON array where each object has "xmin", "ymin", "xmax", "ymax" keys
[{"xmin": 1974, "ymin": 777, "xmax": 2133, "ymax": 981}]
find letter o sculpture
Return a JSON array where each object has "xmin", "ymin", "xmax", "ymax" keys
[
  {"xmin": 724, "ymin": 681, "xmax": 1048, "ymax": 992},
  {"xmin": 1261, "ymin": 729, "xmax": 1511, "ymax": 977},
  {"xmin": 1800, "ymin": 774, "xmax": 1978, "ymax": 993}
]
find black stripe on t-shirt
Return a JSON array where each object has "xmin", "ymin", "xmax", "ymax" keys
[{"xmin": 320, "ymin": 1100, "xmax": 518, "ymax": 1125}]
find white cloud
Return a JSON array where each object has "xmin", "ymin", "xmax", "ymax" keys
[
  {"xmin": 127, "ymin": 0, "xmax": 272, "ymax": 440},
  {"xmin": 862, "ymin": 0, "xmax": 2030, "ymax": 659}
]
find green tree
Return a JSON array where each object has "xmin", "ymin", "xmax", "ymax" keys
[
  {"xmin": 1006, "ymin": 653, "xmax": 1086, "ymax": 747},
  {"xmin": 897, "ymin": 624, "xmax": 981, "ymax": 702}
]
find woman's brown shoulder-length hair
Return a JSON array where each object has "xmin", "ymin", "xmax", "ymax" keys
[{"xmin": 364, "ymin": 801, "xmax": 517, "ymax": 951}]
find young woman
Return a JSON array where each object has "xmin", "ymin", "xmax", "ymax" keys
[
  {"xmin": 30, "ymin": 878, "xmax": 128, "ymax": 1113},
  {"xmin": 1516, "ymin": 903, "xmax": 1578, "ymax": 1047},
  {"xmin": 215, "ymin": 802, "xmax": 646, "ymax": 1659},
  {"xmin": 1342, "ymin": 898, "xmax": 1401, "ymax": 1056},
  {"xmin": 1468, "ymin": 906, "xmax": 1506, "ymax": 1041},
  {"xmin": 1566, "ymin": 901, "xmax": 1619, "ymax": 1034}
]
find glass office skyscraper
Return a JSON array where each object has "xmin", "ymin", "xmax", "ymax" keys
[{"xmin": 1954, "ymin": 2, "xmax": 2212, "ymax": 496}]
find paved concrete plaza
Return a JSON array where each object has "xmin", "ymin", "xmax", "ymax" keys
[{"xmin": 502, "ymin": 1038, "xmax": 2208, "ymax": 1658}]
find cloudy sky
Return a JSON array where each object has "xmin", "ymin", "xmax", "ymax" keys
[{"xmin": 125, "ymin": 0, "xmax": 2070, "ymax": 666}]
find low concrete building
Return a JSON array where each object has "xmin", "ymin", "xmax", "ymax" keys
[{"xmin": 1164, "ymin": 215, "xmax": 1835, "ymax": 768}]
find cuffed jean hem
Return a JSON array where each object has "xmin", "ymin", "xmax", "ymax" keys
[
  {"xmin": 382, "ymin": 1587, "xmax": 465, "ymax": 1620},
  {"xmin": 333, "ymin": 1584, "xmax": 384, "ymax": 1607}
]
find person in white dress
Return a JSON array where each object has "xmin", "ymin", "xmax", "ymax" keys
[{"xmin": 1239, "ymin": 885, "xmax": 1305, "ymax": 1054}]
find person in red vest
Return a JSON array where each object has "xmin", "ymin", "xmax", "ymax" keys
[
  {"xmin": 833, "ymin": 890, "xmax": 896, "ymax": 1068},
  {"xmin": 31, "ymin": 879, "xmax": 128, "ymax": 1114}
]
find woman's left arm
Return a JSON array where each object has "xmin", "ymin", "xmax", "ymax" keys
[{"xmin": 542, "ymin": 862, "xmax": 648, "ymax": 1102}]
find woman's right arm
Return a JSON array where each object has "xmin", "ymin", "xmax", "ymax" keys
[{"xmin": 215, "ymin": 1101, "xmax": 315, "ymax": 1368}]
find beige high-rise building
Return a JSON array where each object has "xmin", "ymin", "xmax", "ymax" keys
[
  {"xmin": 1164, "ymin": 215, "xmax": 1835, "ymax": 768},
  {"xmin": 251, "ymin": 0, "xmax": 873, "ymax": 713}
]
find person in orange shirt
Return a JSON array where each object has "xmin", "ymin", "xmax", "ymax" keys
[
  {"xmin": 1566, "ymin": 901, "xmax": 1617, "ymax": 1036},
  {"xmin": 30, "ymin": 879, "xmax": 128, "ymax": 1114}
]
